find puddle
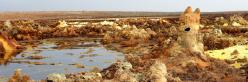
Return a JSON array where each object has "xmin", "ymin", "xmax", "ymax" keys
[{"xmin": 0, "ymin": 38, "xmax": 124, "ymax": 80}]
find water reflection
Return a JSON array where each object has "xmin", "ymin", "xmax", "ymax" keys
[
  {"xmin": 0, "ymin": 38, "xmax": 124, "ymax": 80},
  {"xmin": 0, "ymin": 51, "xmax": 20, "ymax": 65}
]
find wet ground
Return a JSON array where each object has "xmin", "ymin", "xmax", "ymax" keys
[{"xmin": 0, "ymin": 37, "xmax": 124, "ymax": 80}]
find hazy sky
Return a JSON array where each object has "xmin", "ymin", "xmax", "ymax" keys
[{"xmin": 0, "ymin": 0, "xmax": 248, "ymax": 12}]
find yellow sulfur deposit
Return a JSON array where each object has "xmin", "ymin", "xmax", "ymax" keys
[{"xmin": 205, "ymin": 45, "xmax": 248, "ymax": 68}]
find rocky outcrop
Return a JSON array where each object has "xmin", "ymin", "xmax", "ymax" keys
[
  {"xmin": 178, "ymin": 6, "xmax": 207, "ymax": 61},
  {"xmin": 0, "ymin": 32, "xmax": 24, "ymax": 64},
  {"xmin": 8, "ymin": 69, "xmax": 34, "ymax": 82}
]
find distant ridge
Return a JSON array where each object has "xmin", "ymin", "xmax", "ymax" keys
[{"xmin": 0, "ymin": 11, "xmax": 248, "ymax": 21}]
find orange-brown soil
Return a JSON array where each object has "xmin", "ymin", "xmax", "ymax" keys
[{"xmin": 2, "ymin": 10, "xmax": 248, "ymax": 82}]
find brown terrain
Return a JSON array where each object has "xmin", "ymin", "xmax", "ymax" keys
[{"xmin": 1, "ymin": 7, "xmax": 248, "ymax": 82}]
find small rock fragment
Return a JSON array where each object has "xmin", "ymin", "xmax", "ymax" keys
[
  {"xmin": 231, "ymin": 49, "xmax": 239, "ymax": 56},
  {"xmin": 47, "ymin": 73, "xmax": 66, "ymax": 82},
  {"xmin": 145, "ymin": 60, "xmax": 168, "ymax": 82},
  {"xmin": 232, "ymin": 22, "xmax": 242, "ymax": 27},
  {"xmin": 27, "ymin": 55, "xmax": 45, "ymax": 60}
]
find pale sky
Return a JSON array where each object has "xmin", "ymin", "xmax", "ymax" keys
[{"xmin": 0, "ymin": 0, "xmax": 248, "ymax": 12}]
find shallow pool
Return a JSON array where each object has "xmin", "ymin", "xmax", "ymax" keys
[{"xmin": 0, "ymin": 38, "xmax": 124, "ymax": 80}]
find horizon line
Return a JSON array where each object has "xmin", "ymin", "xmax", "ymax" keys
[{"xmin": 1, "ymin": 10, "xmax": 248, "ymax": 13}]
